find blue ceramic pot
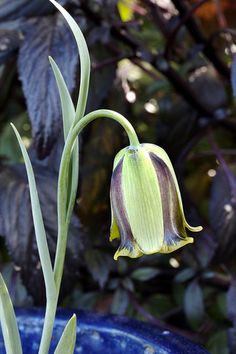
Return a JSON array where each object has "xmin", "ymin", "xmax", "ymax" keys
[{"xmin": 0, "ymin": 308, "xmax": 208, "ymax": 353}]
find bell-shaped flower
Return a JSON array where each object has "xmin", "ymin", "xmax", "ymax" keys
[{"xmin": 110, "ymin": 143, "xmax": 202, "ymax": 260}]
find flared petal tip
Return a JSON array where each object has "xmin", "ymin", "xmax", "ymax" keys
[
  {"xmin": 114, "ymin": 246, "xmax": 143, "ymax": 260},
  {"xmin": 186, "ymin": 223, "xmax": 203, "ymax": 233},
  {"xmin": 159, "ymin": 236, "xmax": 194, "ymax": 254}
]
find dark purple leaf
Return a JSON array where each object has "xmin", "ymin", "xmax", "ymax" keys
[
  {"xmin": 227, "ymin": 278, "xmax": 236, "ymax": 353},
  {"xmin": 0, "ymin": 162, "xmax": 88, "ymax": 305},
  {"xmin": 87, "ymin": 45, "xmax": 117, "ymax": 112},
  {"xmin": 231, "ymin": 54, "xmax": 236, "ymax": 98},
  {"xmin": 209, "ymin": 166, "xmax": 236, "ymax": 262},
  {"xmin": 17, "ymin": 14, "xmax": 78, "ymax": 158},
  {"xmin": 190, "ymin": 66, "xmax": 227, "ymax": 112},
  {"xmin": 0, "ymin": 29, "xmax": 22, "ymax": 64},
  {"xmin": 84, "ymin": 249, "xmax": 113, "ymax": 288},
  {"xmin": 227, "ymin": 277, "xmax": 236, "ymax": 323},
  {"xmin": 0, "ymin": 0, "xmax": 68, "ymax": 21}
]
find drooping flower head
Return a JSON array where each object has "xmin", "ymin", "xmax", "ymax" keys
[{"xmin": 110, "ymin": 143, "xmax": 202, "ymax": 260}]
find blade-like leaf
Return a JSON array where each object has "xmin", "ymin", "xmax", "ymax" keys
[
  {"xmin": 49, "ymin": 0, "xmax": 90, "ymax": 122},
  {"xmin": 49, "ymin": 56, "xmax": 75, "ymax": 139},
  {"xmin": 54, "ymin": 314, "xmax": 77, "ymax": 354},
  {"xmin": 48, "ymin": 56, "xmax": 79, "ymax": 223},
  {"xmin": 10, "ymin": 124, "xmax": 56, "ymax": 299},
  {"xmin": 0, "ymin": 274, "xmax": 23, "ymax": 354}
]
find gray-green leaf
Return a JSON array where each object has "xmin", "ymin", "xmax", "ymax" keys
[
  {"xmin": 131, "ymin": 267, "xmax": 159, "ymax": 281},
  {"xmin": 184, "ymin": 280, "xmax": 205, "ymax": 329},
  {"xmin": 54, "ymin": 314, "xmax": 77, "ymax": 354},
  {"xmin": 0, "ymin": 274, "xmax": 23, "ymax": 354}
]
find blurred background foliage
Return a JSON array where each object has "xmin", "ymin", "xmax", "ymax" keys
[{"xmin": 0, "ymin": 0, "xmax": 236, "ymax": 352}]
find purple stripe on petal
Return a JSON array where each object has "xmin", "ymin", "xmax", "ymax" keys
[
  {"xmin": 149, "ymin": 152, "xmax": 187, "ymax": 249},
  {"xmin": 110, "ymin": 159, "xmax": 137, "ymax": 253}
]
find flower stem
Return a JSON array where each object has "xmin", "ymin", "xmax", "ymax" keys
[
  {"xmin": 54, "ymin": 109, "xmax": 139, "ymax": 291},
  {"xmin": 38, "ymin": 299, "xmax": 58, "ymax": 354}
]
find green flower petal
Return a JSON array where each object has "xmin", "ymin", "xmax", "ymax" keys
[
  {"xmin": 122, "ymin": 146, "xmax": 164, "ymax": 253},
  {"xmin": 110, "ymin": 158, "xmax": 142, "ymax": 258},
  {"xmin": 144, "ymin": 143, "xmax": 202, "ymax": 233},
  {"xmin": 110, "ymin": 208, "xmax": 120, "ymax": 241}
]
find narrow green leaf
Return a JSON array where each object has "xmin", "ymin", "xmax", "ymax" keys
[
  {"xmin": 111, "ymin": 288, "xmax": 129, "ymax": 315},
  {"xmin": 0, "ymin": 274, "xmax": 23, "ymax": 354},
  {"xmin": 174, "ymin": 268, "xmax": 196, "ymax": 283},
  {"xmin": 54, "ymin": 314, "xmax": 77, "ymax": 354},
  {"xmin": 207, "ymin": 330, "xmax": 228, "ymax": 354},
  {"xmin": 131, "ymin": 267, "xmax": 159, "ymax": 281},
  {"xmin": 49, "ymin": 56, "xmax": 75, "ymax": 140},
  {"xmin": 49, "ymin": 56, "xmax": 79, "ymax": 223},
  {"xmin": 10, "ymin": 124, "xmax": 56, "ymax": 299},
  {"xmin": 84, "ymin": 250, "xmax": 112, "ymax": 288},
  {"xmin": 184, "ymin": 280, "xmax": 205, "ymax": 329},
  {"xmin": 49, "ymin": 0, "xmax": 90, "ymax": 122}
]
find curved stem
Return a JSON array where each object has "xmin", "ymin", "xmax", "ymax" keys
[{"xmin": 54, "ymin": 109, "xmax": 139, "ymax": 290}]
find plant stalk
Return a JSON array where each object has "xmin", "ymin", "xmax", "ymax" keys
[{"xmin": 54, "ymin": 109, "xmax": 139, "ymax": 291}]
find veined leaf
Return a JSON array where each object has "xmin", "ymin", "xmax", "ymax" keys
[
  {"xmin": 17, "ymin": 14, "xmax": 78, "ymax": 158},
  {"xmin": 0, "ymin": 274, "xmax": 23, "ymax": 354},
  {"xmin": 0, "ymin": 163, "xmax": 87, "ymax": 304},
  {"xmin": 54, "ymin": 314, "xmax": 77, "ymax": 354},
  {"xmin": 0, "ymin": 0, "xmax": 68, "ymax": 21}
]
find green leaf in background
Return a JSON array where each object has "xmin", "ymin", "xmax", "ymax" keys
[
  {"xmin": 0, "ymin": 113, "xmax": 30, "ymax": 163},
  {"xmin": 174, "ymin": 268, "xmax": 196, "ymax": 283},
  {"xmin": 184, "ymin": 280, "xmax": 205, "ymax": 330},
  {"xmin": 117, "ymin": 0, "xmax": 134, "ymax": 22},
  {"xmin": 206, "ymin": 330, "xmax": 229, "ymax": 354},
  {"xmin": 0, "ymin": 274, "xmax": 23, "ymax": 354},
  {"xmin": 84, "ymin": 249, "xmax": 113, "ymax": 288},
  {"xmin": 111, "ymin": 288, "xmax": 129, "ymax": 315},
  {"xmin": 122, "ymin": 277, "xmax": 134, "ymax": 292},
  {"xmin": 131, "ymin": 267, "xmax": 159, "ymax": 281},
  {"xmin": 54, "ymin": 314, "xmax": 77, "ymax": 354},
  {"xmin": 144, "ymin": 293, "xmax": 175, "ymax": 318}
]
